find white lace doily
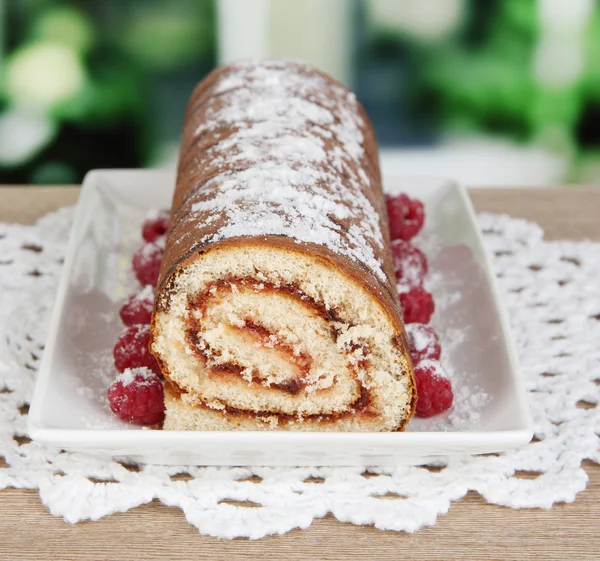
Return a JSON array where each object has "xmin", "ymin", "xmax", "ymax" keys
[{"xmin": 0, "ymin": 208, "xmax": 599, "ymax": 539}]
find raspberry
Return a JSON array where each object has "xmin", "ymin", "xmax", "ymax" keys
[
  {"xmin": 386, "ymin": 193, "xmax": 425, "ymax": 241},
  {"xmin": 391, "ymin": 240, "xmax": 428, "ymax": 287},
  {"xmin": 132, "ymin": 242, "xmax": 163, "ymax": 287},
  {"xmin": 399, "ymin": 287, "xmax": 435, "ymax": 324},
  {"xmin": 406, "ymin": 323, "xmax": 441, "ymax": 362},
  {"xmin": 119, "ymin": 286, "xmax": 155, "ymax": 326},
  {"xmin": 113, "ymin": 325, "xmax": 161, "ymax": 376},
  {"xmin": 107, "ymin": 367, "xmax": 165, "ymax": 425},
  {"xmin": 413, "ymin": 359, "xmax": 453, "ymax": 418},
  {"xmin": 142, "ymin": 209, "xmax": 169, "ymax": 243}
]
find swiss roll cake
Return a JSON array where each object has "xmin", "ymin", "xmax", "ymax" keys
[{"xmin": 150, "ymin": 60, "xmax": 416, "ymax": 431}]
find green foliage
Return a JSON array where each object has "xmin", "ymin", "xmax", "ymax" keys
[
  {"xmin": 361, "ymin": 0, "xmax": 600, "ymax": 180},
  {"xmin": 421, "ymin": 44, "xmax": 535, "ymax": 138},
  {"xmin": 57, "ymin": 64, "xmax": 143, "ymax": 124},
  {"xmin": 6, "ymin": 42, "xmax": 87, "ymax": 107},
  {"xmin": 30, "ymin": 5, "xmax": 95, "ymax": 54},
  {"xmin": 582, "ymin": 10, "xmax": 600, "ymax": 102},
  {"xmin": 121, "ymin": 1, "xmax": 215, "ymax": 70},
  {"xmin": 0, "ymin": 0, "xmax": 217, "ymax": 183},
  {"xmin": 417, "ymin": 0, "xmax": 539, "ymax": 139},
  {"xmin": 531, "ymin": 89, "xmax": 584, "ymax": 132},
  {"xmin": 30, "ymin": 160, "xmax": 78, "ymax": 184}
]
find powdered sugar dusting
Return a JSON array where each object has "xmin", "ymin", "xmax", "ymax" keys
[
  {"xmin": 434, "ymin": 326, "xmax": 488, "ymax": 430},
  {"xmin": 116, "ymin": 367, "xmax": 156, "ymax": 386},
  {"xmin": 406, "ymin": 234, "xmax": 489, "ymax": 432},
  {"xmin": 144, "ymin": 208, "xmax": 169, "ymax": 221},
  {"xmin": 426, "ymin": 269, "xmax": 463, "ymax": 310},
  {"xmin": 417, "ymin": 359, "xmax": 448, "ymax": 379},
  {"xmin": 135, "ymin": 284, "xmax": 155, "ymax": 301},
  {"xmin": 445, "ymin": 383, "xmax": 489, "ymax": 430},
  {"xmin": 178, "ymin": 60, "xmax": 387, "ymax": 282},
  {"xmin": 406, "ymin": 324, "xmax": 438, "ymax": 355},
  {"xmin": 137, "ymin": 242, "xmax": 164, "ymax": 265},
  {"xmin": 394, "ymin": 246, "xmax": 427, "ymax": 293}
]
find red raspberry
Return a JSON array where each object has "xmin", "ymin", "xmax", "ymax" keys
[
  {"xmin": 113, "ymin": 325, "xmax": 162, "ymax": 376},
  {"xmin": 406, "ymin": 323, "xmax": 441, "ymax": 362},
  {"xmin": 132, "ymin": 242, "xmax": 163, "ymax": 287},
  {"xmin": 386, "ymin": 193, "xmax": 425, "ymax": 241},
  {"xmin": 413, "ymin": 359, "xmax": 453, "ymax": 418},
  {"xmin": 119, "ymin": 286, "xmax": 155, "ymax": 326},
  {"xmin": 107, "ymin": 367, "xmax": 165, "ymax": 425},
  {"xmin": 391, "ymin": 240, "xmax": 428, "ymax": 287},
  {"xmin": 399, "ymin": 287, "xmax": 435, "ymax": 324},
  {"xmin": 142, "ymin": 209, "xmax": 169, "ymax": 243}
]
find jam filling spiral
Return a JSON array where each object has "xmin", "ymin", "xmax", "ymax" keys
[{"xmin": 166, "ymin": 278, "xmax": 377, "ymax": 422}]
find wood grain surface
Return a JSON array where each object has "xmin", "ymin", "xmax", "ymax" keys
[{"xmin": 0, "ymin": 185, "xmax": 598, "ymax": 561}]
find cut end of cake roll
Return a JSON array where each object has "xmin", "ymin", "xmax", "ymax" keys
[{"xmin": 151, "ymin": 238, "xmax": 415, "ymax": 431}]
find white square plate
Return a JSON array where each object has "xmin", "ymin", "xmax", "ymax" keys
[{"xmin": 28, "ymin": 169, "xmax": 532, "ymax": 466}]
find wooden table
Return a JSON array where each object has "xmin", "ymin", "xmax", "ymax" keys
[{"xmin": 1, "ymin": 186, "xmax": 599, "ymax": 561}]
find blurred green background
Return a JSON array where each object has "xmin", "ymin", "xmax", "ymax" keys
[
  {"xmin": 1, "ymin": 0, "xmax": 600, "ymax": 185},
  {"xmin": 0, "ymin": 0, "xmax": 216, "ymax": 184},
  {"xmin": 355, "ymin": 0, "xmax": 600, "ymax": 184}
]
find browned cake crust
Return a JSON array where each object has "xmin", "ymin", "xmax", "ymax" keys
[{"xmin": 150, "ymin": 60, "xmax": 416, "ymax": 431}]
